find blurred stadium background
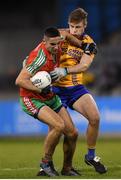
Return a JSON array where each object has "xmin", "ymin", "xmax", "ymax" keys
[{"xmin": 0, "ymin": 0, "xmax": 121, "ymax": 178}]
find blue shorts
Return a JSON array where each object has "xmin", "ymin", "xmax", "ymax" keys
[{"xmin": 52, "ymin": 85, "xmax": 89, "ymax": 109}]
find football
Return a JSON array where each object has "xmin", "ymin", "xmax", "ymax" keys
[{"xmin": 30, "ymin": 71, "xmax": 51, "ymax": 89}]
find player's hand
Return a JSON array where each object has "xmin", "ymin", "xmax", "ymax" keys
[
  {"xmin": 50, "ymin": 67, "xmax": 68, "ymax": 81},
  {"xmin": 36, "ymin": 86, "xmax": 51, "ymax": 94},
  {"xmin": 60, "ymin": 30, "xmax": 69, "ymax": 40},
  {"xmin": 41, "ymin": 85, "xmax": 52, "ymax": 94}
]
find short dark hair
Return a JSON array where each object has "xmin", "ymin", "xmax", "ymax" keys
[{"xmin": 44, "ymin": 27, "xmax": 60, "ymax": 38}]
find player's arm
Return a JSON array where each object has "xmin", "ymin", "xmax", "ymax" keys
[
  {"xmin": 59, "ymin": 29, "xmax": 81, "ymax": 48},
  {"xmin": 50, "ymin": 54, "xmax": 93, "ymax": 81},
  {"xmin": 67, "ymin": 42, "xmax": 97, "ymax": 73},
  {"xmin": 67, "ymin": 53, "xmax": 93, "ymax": 74},
  {"xmin": 15, "ymin": 67, "xmax": 41, "ymax": 93},
  {"xmin": 50, "ymin": 42, "xmax": 97, "ymax": 81}
]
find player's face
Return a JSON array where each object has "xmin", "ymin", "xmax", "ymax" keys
[
  {"xmin": 45, "ymin": 37, "xmax": 62, "ymax": 54},
  {"xmin": 68, "ymin": 21, "xmax": 86, "ymax": 37}
]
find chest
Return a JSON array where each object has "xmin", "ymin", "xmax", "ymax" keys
[{"xmin": 61, "ymin": 41, "xmax": 83, "ymax": 61}]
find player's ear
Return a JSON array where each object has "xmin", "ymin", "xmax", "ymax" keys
[
  {"xmin": 44, "ymin": 35, "xmax": 49, "ymax": 42},
  {"xmin": 84, "ymin": 24, "xmax": 87, "ymax": 29},
  {"xmin": 42, "ymin": 38, "xmax": 45, "ymax": 42},
  {"xmin": 84, "ymin": 20, "xmax": 87, "ymax": 29},
  {"xmin": 43, "ymin": 35, "xmax": 46, "ymax": 42}
]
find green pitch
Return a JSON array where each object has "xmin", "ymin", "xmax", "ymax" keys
[{"xmin": 0, "ymin": 136, "xmax": 121, "ymax": 179}]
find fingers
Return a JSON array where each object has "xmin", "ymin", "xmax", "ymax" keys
[{"xmin": 50, "ymin": 69, "xmax": 60, "ymax": 81}]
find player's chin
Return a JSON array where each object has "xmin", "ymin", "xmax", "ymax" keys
[
  {"xmin": 74, "ymin": 34, "xmax": 80, "ymax": 38},
  {"xmin": 71, "ymin": 33, "xmax": 80, "ymax": 38},
  {"xmin": 52, "ymin": 49, "xmax": 58, "ymax": 54}
]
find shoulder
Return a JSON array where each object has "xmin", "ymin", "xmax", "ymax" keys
[
  {"xmin": 82, "ymin": 33, "xmax": 95, "ymax": 44},
  {"xmin": 81, "ymin": 34, "xmax": 97, "ymax": 55},
  {"xmin": 29, "ymin": 43, "xmax": 46, "ymax": 60},
  {"xmin": 33, "ymin": 42, "xmax": 46, "ymax": 55},
  {"xmin": 26, "ymin": 43, "xmax": 46, "ymax": 66}
]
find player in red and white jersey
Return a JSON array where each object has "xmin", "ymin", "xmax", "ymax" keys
[{"xmin": 16, "ymin": 27, "xmax": 82, "ymax": 176}]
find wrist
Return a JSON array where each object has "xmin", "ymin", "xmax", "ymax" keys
[
  {"xmin": 36, "ymin": 88, "xmax": 42, "ymax": 93},
  {"xmin": 65, "ymin": 67, "xmax": 69, "ymax": 75},
  {"xmin": 65, "ymin": 67, "xmax": 70, "ymax": 74}
]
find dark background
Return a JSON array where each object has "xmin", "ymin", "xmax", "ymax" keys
[{"xmin": 0, "ymin": 0, "xmax": 121, "ymax": 98}]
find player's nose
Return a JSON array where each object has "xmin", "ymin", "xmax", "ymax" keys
[{"xmin": 54, "ymin": 45, "xmax": 59, "ymax": 50}]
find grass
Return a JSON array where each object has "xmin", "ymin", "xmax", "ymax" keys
[{"xmin": 0, "ymin": 136, "xmax": 121, "ymax": 179}]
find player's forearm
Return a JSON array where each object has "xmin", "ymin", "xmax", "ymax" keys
[
  {"xmin": 60, "ymin": 30, "xmax": 81, "ymax": 47},
  {"xmin": 67, "ymin": 54, "xmax": 93, "ymax": 74},
  {"xmin": 67, "ymin": 63, "xmax": 88, "ymax": 74},
  {"xmin": 15, "ymin": 67, "xmax": 40, "ymax": 93},
  {"xmin": 15, "ymin": 78, "xmax": 40, "ymax": 93},
  {"xmin": 65, "ymin": 33, "xmax": 81, "ymax": 48}
]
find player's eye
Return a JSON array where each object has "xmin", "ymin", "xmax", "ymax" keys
[
  {"xmin": 76, "ymin": 26, "xmax": 81, "ymax": 28},
  {"xmin": 50, "ymin": 43, "xmax": 59, "ymax": 46},
  {"xmin": 50, "ymin": 43, "xmax": 56, "ymax": 46}
]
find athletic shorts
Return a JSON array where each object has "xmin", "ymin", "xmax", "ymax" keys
[
  {"xmin": 20, "ymin": 95, "xmax": 63, "ymax": 119},
  {"xmin": 52, "ymin": 84, "xmax": 89, "ymax": 109}
]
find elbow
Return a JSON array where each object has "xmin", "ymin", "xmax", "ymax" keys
[
  {"xmin": 15, "ymin": 77, "xmax": 21, "ymax": 86},
  {"xmin": 82, "ymin": 64, "xmax": 89, "ymax": 72},
  {"xmin": 77, "ymin": 66, "xmax": 88, "ymax": 73},
  {"xmin": 15, "ymin": 78, "xmax": 19, "ymax": 86},
  {"xmin": 82, "ymin": 67, "xmax": 88, "ymax": 72}
]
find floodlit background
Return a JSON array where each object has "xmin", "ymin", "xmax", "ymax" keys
[
  {"xmin": 0, "ymin": 0, "xmax": 121, "ymax": 136},
  {"xmin": 0, "ymin": 0, "xmax": 121, "ymax": 179}
]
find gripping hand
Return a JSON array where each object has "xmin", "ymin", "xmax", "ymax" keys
[
  {"xmin": 50, "ymin": 67, "xmax": 68, "ymax": 82},
  {"xmin": 41, "ymin": 85, "xmax": 52, "ymax": 94}
]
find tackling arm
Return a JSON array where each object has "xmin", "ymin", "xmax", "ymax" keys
[
  {"xmin": 60, "ymin": 30, "xmax": 81, "ymax": 48},
  {"xmin": 50, "ymin": 54, "xmax": 93, "ymax": 81},
  {"xmin": 67, "ymin": 53, "xmax": 93, "ymax": 74},
  {"xmin": 67, "ymin": 41, "xmax": 97, "ymax": 73},
  {"xmin": 50, "ymin": 40, "xmax": 97, "ymax": 81}
]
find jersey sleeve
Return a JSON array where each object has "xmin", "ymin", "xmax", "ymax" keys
[
  {"xmin": 82, "ymin": 35, "xmax": 97, "ymax": 58},
  {"xmin": 26, "ymin": 49, "xmax": 46, "ymax": 75}
]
